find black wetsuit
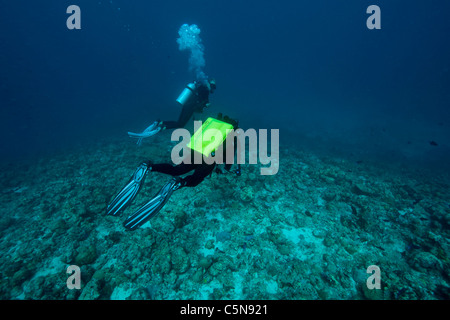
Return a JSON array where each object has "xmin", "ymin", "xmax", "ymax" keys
[
  {"xmin": 150, "ymin": 133, "xmax": 238, "ymax": 187},
  {"xmin": 162, "ymin": 84, "xmax": 210, "ymax": 129},
  {"xmin": 152, "ymin": 161, "xmax": 215, "ymax": 187}
]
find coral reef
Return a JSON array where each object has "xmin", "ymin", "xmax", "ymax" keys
[{"xmin": 0, "ymin": 134, "xmax": 449, "ymax": 300}]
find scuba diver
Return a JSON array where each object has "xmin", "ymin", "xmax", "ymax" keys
[
  {"xmin": 107, "ymin": 114, "xmax": 240, "ymax": 231},
  {"xmin": 128, "ymin": 78, "xmax": 216, "ymax": 145}
]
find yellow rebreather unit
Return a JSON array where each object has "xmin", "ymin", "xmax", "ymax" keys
[{"xmin": 187, "ymin": 117, "xmax": 234, "ymax": 157}]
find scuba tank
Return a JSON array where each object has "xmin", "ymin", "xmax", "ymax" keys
[{"xmin": 176, "ymin": 83, "xmax": 196, "ymax": 106}]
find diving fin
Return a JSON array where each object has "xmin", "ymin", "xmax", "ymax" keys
[
  {"xmin": 106, "ymin": 162, "xmax": 150, "ymax": 216},
  {"xmin": 123, "ymin": 177, "xmax": 183, "ymax": 231},
  {"xmin": 128, "ymin": 121, "xmax": 162, "ymax": 145}
]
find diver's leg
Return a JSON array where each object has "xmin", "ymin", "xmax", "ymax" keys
[
  {"xmin": 151, "ymin": 163, "xmax": 196, "ymax": 176},
  {"xmin": 183, "ymin": 163, "xmax": 215, "ymax": 187},
  {"xmin": 162, "ymin": 103, "xmax": 195, "ymax": 129},
  {"xmin": 123, "ymin": 163, "xmax": 214, "ymax": 231}
]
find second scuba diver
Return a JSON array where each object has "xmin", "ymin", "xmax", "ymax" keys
[
  {"xmin": 107, "ymin": 114, "xmax": 240, "ymax": 231},
  {"xmin": 128, "ymin": 78, "xmax": 216, "ymax": 145}
]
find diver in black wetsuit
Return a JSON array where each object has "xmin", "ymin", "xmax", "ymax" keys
[
  {"xmin": 162, "ymin": 79, "xmax": 215, "ymax": 129},
  {"xmin": 108, "ymin": 114, "xmax": 240, "ymax": 231},
  {"xmin": 128, "ymin": 79, "xmax": 216, "ymax": 144},
  {"xmin": 149, "ymin": 114, "xmax": 240, "ymax": 187}
]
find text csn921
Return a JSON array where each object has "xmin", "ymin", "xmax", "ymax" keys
[{"xmin": 224, "ymin": 304, "xmax": 267, "ymax": 315}]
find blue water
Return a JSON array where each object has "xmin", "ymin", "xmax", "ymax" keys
[
  {"xmin": 1, "ymin": 1, "xmax": 450, "ymax": 301},
  {"xmin": 1, "ymin": 0, "xmax": 449, "ymax": 165}
]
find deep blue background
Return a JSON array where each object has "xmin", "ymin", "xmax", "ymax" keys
[{"xmin": 1, "ymin": 0, "xmax": 449, "ymax": 169}]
